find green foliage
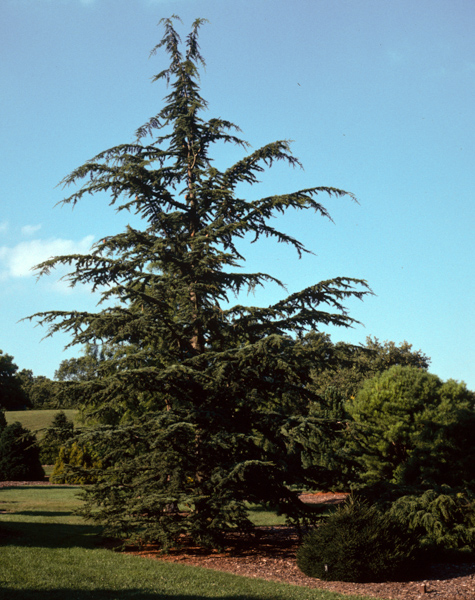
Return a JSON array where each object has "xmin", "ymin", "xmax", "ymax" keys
[
  {"xmin": 346, "ymin": 365, "xmax": 475, "ymax": 487},
  {"xmin": 0, "ymin": 421, "xmax": 44, "ymax": 481},
  {"xmin": 0, "ymin": 408, "xmax": 7, "ymax": 431},
  {"xmin": 296, "ymin": 497, "xmax": 416, "ymax": 582},
  {"xmin": 0, "ymin": 351, "xmax": 29, "ymax": 410},
  {"xmin": 30, "ymin": 17, "xmax": 370, "ymax": 548},
  {"xmin": 51, "ymin": 441, "xmax": 102, "ymax": 484},
  {"xmin": 298, "ymin": 336, "xmax": 430, "ymax": 489},
  {"xmin": 16, "ymin": 367, "xmax": 82, "ymax": 409},
  {"xmin": 389, "ymin": 488, "xmax": 475, "ymax": 552},
  {"xmin": 39, "ymin": 410, "xmax": 75, "ymax": 464},
  {"xmin": 25, "ymin": 375, "xmax": 57, "ymax": 408},
  {"xmin": 54, "ymin": 343, "xmax": 116, "ymax": 383},
  {"xmin": 310, "ymin": 336, "xmax": 430, "ymax": 403}
]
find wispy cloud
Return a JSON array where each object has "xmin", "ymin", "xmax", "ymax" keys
[
  {"xmin": 0, "ymin": 222, "xmax": 8, "ymax": 234},
  {"xmin": 0, "ymin": 235, "xmax": 94, "ymax": 281},
  {"xmin": 21, "ymin": 224, "xmax": 42, "ymax": 236}
]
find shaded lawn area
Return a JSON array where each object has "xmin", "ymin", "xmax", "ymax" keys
[{"xmin": 0, "ymin": 486, "xmax": 374, "ymax": 600}]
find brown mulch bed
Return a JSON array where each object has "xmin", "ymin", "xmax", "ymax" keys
[
  {"xmin": 2, "ymin": 484, "xmax": 475, "ymax": 599},
  {"xmin": 128, "ymin": 494, "xmax": 475, "ymax": 600}
]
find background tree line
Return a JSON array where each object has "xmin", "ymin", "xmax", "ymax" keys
[
  {"xmin": 0, "ymin": 335, "xmax": 430, "ymax": 412},
  {"xmin": 0, "ymin": 345, "xmax": 108, "ymax": 410}
]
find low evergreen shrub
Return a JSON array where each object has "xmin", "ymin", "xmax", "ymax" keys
[
  {"xmin": 51, "ymin": 441, "xmax": 101, "ymax": 484},
  {"xmin": 389, "ymin": 488, "xmax": 475, "ymax": 552},
  {"xmin": 296, "ymin": 496, "xmax": 416, "ymax": 582}
]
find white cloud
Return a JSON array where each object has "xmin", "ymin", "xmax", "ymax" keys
[
  {"xmin": 0, "ymin": 235, "xmax": 95, "ymax": 279},
  {"xmin": 21, "ymin": 224, "xmax": 42, "ymax": 236}
]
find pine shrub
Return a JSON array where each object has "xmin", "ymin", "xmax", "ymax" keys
[
  {"xmin": 296, "ymin": 496, "xmax": 416, "ymax": 582},
  {"xmin": 51, "ymin": 441, "xmax": 101, "ymax": 484}
]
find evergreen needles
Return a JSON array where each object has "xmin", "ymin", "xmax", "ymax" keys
[{"xmin": 30, "ymin": 17, "xmax": 370, "ymax": 548}]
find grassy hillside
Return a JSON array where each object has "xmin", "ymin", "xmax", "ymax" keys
[
  {"xmin": 0, "ymin": 486, "xmax": 373, "ymax": 600},
  {"xmin": 4, "ymin": 409, "xmax": 79, "ymax": 439}
]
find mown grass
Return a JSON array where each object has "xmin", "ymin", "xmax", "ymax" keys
[
  {"xmin": 4, "ymin": 409, "xmax": 79, "ymax": 440},
  {"xmin": 246, "ymin": 503, "xmax": 289, "ymax": 526},
  {"xmin": 0, "ymin": 486, "xmax": 376, "ymax": 600}
]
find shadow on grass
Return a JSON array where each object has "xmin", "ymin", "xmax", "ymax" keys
[
  {"xmin": 0, "ymin": 590, "xmax": 275, "ymax": 600},
  {"xmin": 0, "ymin": 520, "xmax": 101, "ymax": 549},
  {"xmin": 10, "ymin": 510, "xmax": 76, "ymax": 517}
]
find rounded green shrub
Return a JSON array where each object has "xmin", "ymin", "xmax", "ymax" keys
[
  {"xmin": 296, "ymin": 496, "xmax": 416, "ymax": 582},
  {"xmin": 0, "ymin": 421, "xmax": 44, "ymax": 481},
  {"xmin": 345, "ymin": 365, "xmax": 475, "ymax": 488},
  {"xmin": 51, "ymin": 441, "xmax": 101, "ymax": 484}
]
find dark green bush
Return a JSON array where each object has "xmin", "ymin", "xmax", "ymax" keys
[
  {"xmin": 296, "ymin": 496, "xmax": 416, "ymax": 582},
  {"xmin": 0, "ymin": 422, "xmax": 44, "ymax": 481}
]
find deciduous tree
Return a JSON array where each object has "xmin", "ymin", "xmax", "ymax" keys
[{"xmin": 0, "ymin": 351, "xmax": 29, "ymax": 410}]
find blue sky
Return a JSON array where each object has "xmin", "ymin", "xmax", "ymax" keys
[{"xmin": 1, "ymin": 0, "xmax": 474, "ymax": 389}]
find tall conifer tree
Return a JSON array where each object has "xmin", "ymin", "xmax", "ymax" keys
[{"xmin": 32, "ymin": 17, "xmax": 370, "ymax": 547}]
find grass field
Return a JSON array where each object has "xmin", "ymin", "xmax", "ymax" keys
[
  {"xmin": 4, "ymin": 409, "xmax": 79, "ymax": 440},
  {"xmin": 0, "ymin": 486, "xmax": 375, "ymax": 600}
]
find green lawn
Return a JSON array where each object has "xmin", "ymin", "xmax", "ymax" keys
[
  {"xmin": 0, "ymin": 486, "xmax": 377, "ymax": 600},
  {"xmin": 4, "ymin": 409, "xmax": 79, "ymax": 440}
]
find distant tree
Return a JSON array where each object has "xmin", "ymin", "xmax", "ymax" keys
[
  {"xmin": 346, "ymin": 365, "xmax": 475, "ymax": 488},
  {"xmin": 39, "ymin": 411, "xmax": 75, "ymax": 464},
  {"xmin": 15, "ymin": 370, "xmax": 78, "ymax": 410},
  {"xmin": 0, "ymin": 351, "xmax": 29, "ymax": 410},
  {"xmin": 31, "ymin": 17, "xmax": 370, "ymax": 548},
  {"xmin": 28, "ymin": 376, "xmax": 57, "ymax": 408},
  {"xmin": 309, "ymin": 335, "xmax": 430, "ymax": 402},
  {"xmin": 0, "ymin": 422, "xmax": 44, "ymax": 481},
  {"xmin": 54, "ymin": 344, "xmax": 113, "ymax": 382},
  {"xmin": 16, "ymin": 369, "xmax": 35, "ymax": 398}
]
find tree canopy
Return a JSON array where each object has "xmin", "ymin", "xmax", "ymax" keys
[
  {"xmin": 31, "ymin": 17, "xmax": 370, "ymax": 548},
  {"xmin": 0, "ymin": 351, "xmax": 29, "ymax": 410}
]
